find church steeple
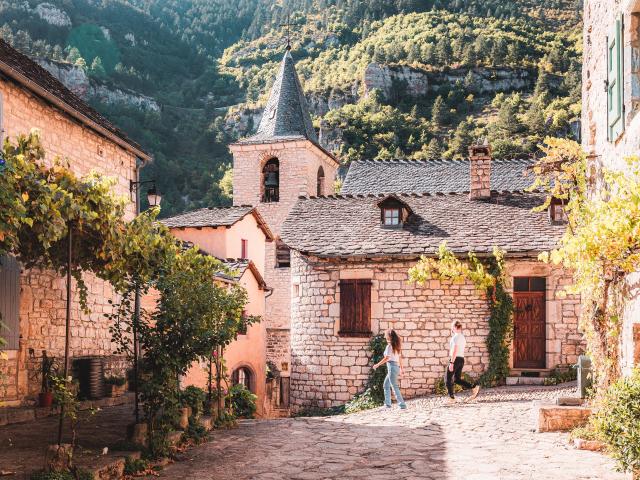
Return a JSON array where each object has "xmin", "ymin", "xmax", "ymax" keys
[{"xmin": 240, "ymin": 50, "xmax": 318, "ymax": 144}]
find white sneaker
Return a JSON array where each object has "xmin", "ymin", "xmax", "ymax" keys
[{"xmin": 447, "ymin": 397, "xmax": 457, "ymax": 405}]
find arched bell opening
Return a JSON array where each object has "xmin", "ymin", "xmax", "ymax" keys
[{"xmin": 262, "ymin": 158, "xmax": 279, "ymax": 203}]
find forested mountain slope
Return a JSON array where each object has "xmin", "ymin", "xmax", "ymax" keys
[{"xmin": 0, "ymin": 0, "xmax": 582, "ymax": 215}]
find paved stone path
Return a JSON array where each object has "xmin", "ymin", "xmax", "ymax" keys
[{"xmin": 161, "ymin": 384, "xmax": 629, "ymax": 480}]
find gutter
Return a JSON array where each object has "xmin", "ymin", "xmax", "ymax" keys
[{"xmin": 0, "ymin": 61, "xmax": 152, "ymax": 163}]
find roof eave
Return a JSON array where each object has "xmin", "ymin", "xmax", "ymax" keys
[{"xmin": 0, "ymin": 60, "xmax": 152, "ymax": 163}]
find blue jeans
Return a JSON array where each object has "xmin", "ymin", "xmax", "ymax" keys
[{"xmin": 384, "ymin": 361, "xmax": 406, "ymax": 408}]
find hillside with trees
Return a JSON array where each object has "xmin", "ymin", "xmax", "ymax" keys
[{"xmin": 0, "ymin": 0, "xmax": 582, "ymax": 215}]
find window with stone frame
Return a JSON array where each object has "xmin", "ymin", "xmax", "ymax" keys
[
  {"xmin": 339, "ymin": 279, "xmax": 372, "ymax": 337},
  {"xmin": 231, "ymin": 366, "xmax": 254, "ymax": 392},
  {"xmin": 549, "ymin": 198, "xmax": 568, "ymax": 225},
  {"xmin": 262, "ymin": 158, "xmax": 279, "ymax": 203},
  {"xmin": 317, "ymin": 166, "xmax": 325, "ymax": 196}
]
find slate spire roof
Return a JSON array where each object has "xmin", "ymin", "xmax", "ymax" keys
[{"xmin": 239, "ymin": 50, "xmax": 318, "ymax": 144}]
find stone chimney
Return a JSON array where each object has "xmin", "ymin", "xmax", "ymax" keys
[{"xmin": 468, "ymin": 139, "xmax": 492, "ymax": 200}]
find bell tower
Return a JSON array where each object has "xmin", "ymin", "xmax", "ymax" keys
[{"xmin": 229, "ymin": 49, "xmax": 338, "ymax": 395}]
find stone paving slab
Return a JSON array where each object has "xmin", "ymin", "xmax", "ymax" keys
[{"xmin": 159, "ymin": 384, "xmax": 630, "ymax": 480}]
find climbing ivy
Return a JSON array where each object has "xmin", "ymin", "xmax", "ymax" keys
[{"xmin": 409, "ymin": 242, "xmax": 514, "ymax": 387}]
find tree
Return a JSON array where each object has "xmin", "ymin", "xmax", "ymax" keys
[
  {"xmin": 449, "ymin": 118, "xmax": 475, "ymax": 158},
  {"xmin": 431, "ymin": 95, "xmax": 447, "ymax": 126},
  {"xmin": 425, "ymin": 137, "xmax": 443, "ymax": 158},
  {"xmin": 90, "ymin": 57, "xmax": 106, "ymax": 77}
]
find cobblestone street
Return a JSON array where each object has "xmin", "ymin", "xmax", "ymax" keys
[{"xmin": 160, "ymin": 385, "xmax": 628, "ymax": 480}]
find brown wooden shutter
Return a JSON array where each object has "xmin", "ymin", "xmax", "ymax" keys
[
  {"xmin": 340, "ymin": 279, "xmax": 371, "ymax": 336},
  {"xmin": 0, "ymin": 255, "xmax": 20, "ymax": 350},
  {"xmin": 340, "ymin": 280, "xmax": 357, "ymax": 334},
  {"xmin": 356, "ymin": 280, "xmax": 372, "ymax": 334}
]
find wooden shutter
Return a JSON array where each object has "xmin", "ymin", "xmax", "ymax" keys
[
  {"xmin": 607, "ymin": 15, "xmax": 624, "ymax": 141},
  {"xmin": 0, "ymin": 255, "xmax": 20, "ymax": 350},
  {"xmin": 339, "ymin": 279, "xmax": 371, "ymax": 336}
]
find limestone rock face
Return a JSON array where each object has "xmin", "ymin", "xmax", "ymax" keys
[
  {"xmin": 363, "ymin": 62, "xmax": 429, "ymax": 98},
  {"xmin": 37, "ymin": 59, "xmax": 160, "ymax": 112}
]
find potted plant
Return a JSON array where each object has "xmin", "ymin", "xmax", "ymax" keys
[
  {"xmin": 38, "ymin": 352, "xmax": 57, "ymax": 408},
  {"xmin": 104, "ymin": 375, "xmax": 127, "ymax": 397}
]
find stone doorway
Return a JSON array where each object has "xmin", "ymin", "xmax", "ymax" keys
[{"xmin": 513, "ymin": 277, "xmax": 546, "ymax": 369}]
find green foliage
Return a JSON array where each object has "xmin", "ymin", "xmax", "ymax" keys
[
  {"xmin": 229, "ymin": 384, "xmax": 257, "ymax": 419},
  {"xmin": 409, "ymin": 242, "xmax": 514, "ymax": 386},
  {"xmin": 592, "ymin": 370, "xmax": 640, "ymax": 473},
  {"xmin": 124, "ymin": 457, "xmax": 149, "ymax": 475},
  {"xmin": 532, "ymin": 138, "xmax": 632, "ymax": 389},
  {"xmin": 543, "ymin": 365, "xmax": 578, "ymax": 386},
  {"xmin": 344, "ymin": 334, "xmax": 387, "ymax": 413},
  {"xmin": 184, "ymin": 417, "xmax": 209, "ymax": 444},
  {"xmin": 30, "ymin": 470, "xmax": 93, "ymax": 480},
  {"xmin": 180, "ymin": 386, "xmax": 206, "ymax": 418}
]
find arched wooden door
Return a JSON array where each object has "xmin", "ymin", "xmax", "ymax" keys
[{"xmin": 513, "ymin": 277, "xmax": 546, "ymax": 369}]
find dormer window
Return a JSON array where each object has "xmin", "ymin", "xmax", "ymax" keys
[
  {"xmin": 549, "ymin": 198, "xmax": 568, "ymax": 225},
  {"xmin": 377, "ymin": 195, "xmax": 412, "ymax": 228},
  {"xmin": 383, "ymin": 208, "xmax": 400, "ymax": 226}
]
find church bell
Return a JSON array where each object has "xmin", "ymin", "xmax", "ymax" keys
[{"xmin": 264, "ymin": 171, "xmax": 279, "ymax": 188}]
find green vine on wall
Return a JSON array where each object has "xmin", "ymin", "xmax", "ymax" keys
[{"xmin": 409, "ymin": 242, "xmax": 514, "ymax": 387}]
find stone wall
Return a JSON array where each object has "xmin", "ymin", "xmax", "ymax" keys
[
  {"xmin": 289, "ymin": 252, "xmax": 583, "ymax": 410},
  {"xmin": 266, "ymin": 328, "xmax": 291, "ymax": 376},
  {"xmin": 230, "ymin": 139, "xmax": 339, "ymax": 374},
  {"xmin": 583, "ymin": 0, "xmax": 640, "ymax": 375},
  {"xmin": 0, "ymin": 76, "xmax": 137, "ymax": 405}
]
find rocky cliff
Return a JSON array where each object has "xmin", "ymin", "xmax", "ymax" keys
[{"xmin": 37, "ymin": 59, "xmax": 160, "ymax": 112}]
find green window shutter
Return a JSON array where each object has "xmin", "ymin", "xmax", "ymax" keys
[{"xmin": 607, "ymin": 15, "xmax": 624, "ymax": 141}]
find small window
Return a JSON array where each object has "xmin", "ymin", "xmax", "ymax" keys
[
  {"xmin": 262, "ymin": 158, "xmax": 279, "ymax": 203},
  {"xmin": 276, "ymin": 239, "xmax": 290, "ymax": 268},
  {"xmin": 316, "ymin": 166, "xmax": 325, "ymax": 196},
  {"xmin": 549, "ymin": 198, "xmax": 568, "ymax": 225},
  {"xmin": 339, "ymin": 279, "xmax": 372, "ymax": 337},
  {"xmin": 241, "ymin": 239, "xmax": 248, "ymax": 259},
  {"xmin": 231, "ymin": 366, "xmax": 253, "ymax": 392},
  {"xmin": 238, "ymin": 311, "xmax": 248, "ymax": 335},
  {"xmin": 514, "ymin": 277, "xmax": 546, "ymax": 292},
  {"xmin": 383, "ymin": 208, "xmax": 400, "ymax": 226}
]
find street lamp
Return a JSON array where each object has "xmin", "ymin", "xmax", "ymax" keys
[{"xmin": 128, "ymin": 178, "xmax": 161, "ymax": 423}]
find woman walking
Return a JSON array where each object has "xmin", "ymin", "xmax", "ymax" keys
[{"xmin": 373, "ymin": 329, "xmax": 407, "ymax": 410}]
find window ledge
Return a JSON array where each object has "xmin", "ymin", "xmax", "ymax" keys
[{"xmin": 338, "ymin": 331, "xmax": 372, "ymax": 338}]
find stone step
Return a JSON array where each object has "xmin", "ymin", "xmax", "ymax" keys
[
  {"xmin": 510, "ymin": 368, "xmax": 553, "ymax": 378},
  {"xmin": 506, "ymin": 376, "xmax": 547, "ymax": 386},
  {"xmin": 538, "ymin": 405, "xmax": 592, "ymax": 432}
]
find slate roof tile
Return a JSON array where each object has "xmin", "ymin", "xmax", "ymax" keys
[
  {"xmin": 162, "ymin": 206, "xmax": 254, "ymax": 228},
  {"xmin": 340, "ymin": 158, "xmax": 537, "ymax": 195},
  {"xmin": 239, "ymin": 50, "xmax": 317, "ymax": 145},
  {"xmin": 280, "ymin": 192, "xmax": 563, "ymax": 258}
]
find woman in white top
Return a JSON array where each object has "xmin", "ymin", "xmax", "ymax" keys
[{"xmin": 373, "ymin": 329, "xmax": 407, "ymax": 409}]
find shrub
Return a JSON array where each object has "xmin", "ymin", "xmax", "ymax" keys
[
  {"xmin": 434, "ymin": 372, "xmax": 475, "ymax": 395},
  {"xmin": 229, "ymin": 384, "xmax": 257, "ymax": 418},
  {"xmin": 543, "ymin": 365, "xmax": 577, "ymax": 386},
  {"xmin": 180, "ymin": 386, "xmax": 206, "ymax": 418},
  {"xmin": 184, "ymin": 417, "xmax": 208, "ymax": 444},
  {"xmin": 30, "ymin": 469, "xmax": 93, "ymax": 480},
  {"xmin": 124, "ymin": 457, "xmax": 149, "ymax": 475},
  {"xmin": 592, "ymin": 370, "xmax": 640, "ymax": 473},
  {"xmin": 345, "ymin": 388, "xmax": 380, "ymax": 413},
  {"xmin": 293, "ymin": 405, "xmax": 345, "ymax": 417}
]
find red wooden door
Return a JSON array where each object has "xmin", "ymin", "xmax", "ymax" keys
[{"xmin": 513, "ymin": 292, "xmax": 546, "ymax": 368}]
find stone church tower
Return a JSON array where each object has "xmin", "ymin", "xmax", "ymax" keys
[{"xmin": 229, "ymin": 49, "xmax": 338, "ymax": 401}]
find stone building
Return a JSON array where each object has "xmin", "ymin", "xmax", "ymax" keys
[
  {"xmin": 280, "ymin": 149, "xmax": 583, "ymax": 409},
  {"xmin": 163, "ymin": 46, "xmax": 584, "ymax": 413},
  {"xmin": 229, "ymin": 49, "xmax": 339, "ymax": 401},
  {"xmin": 161, "ymin": 206, "xmax": 275, "ymax": 416},
  {"xmin": 0, "ymin": 40, "xmax": 151, "ymax": 405},
  {"xmin": 582, "ymin": 0, "xmax": 640, "ymax": 375}
]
